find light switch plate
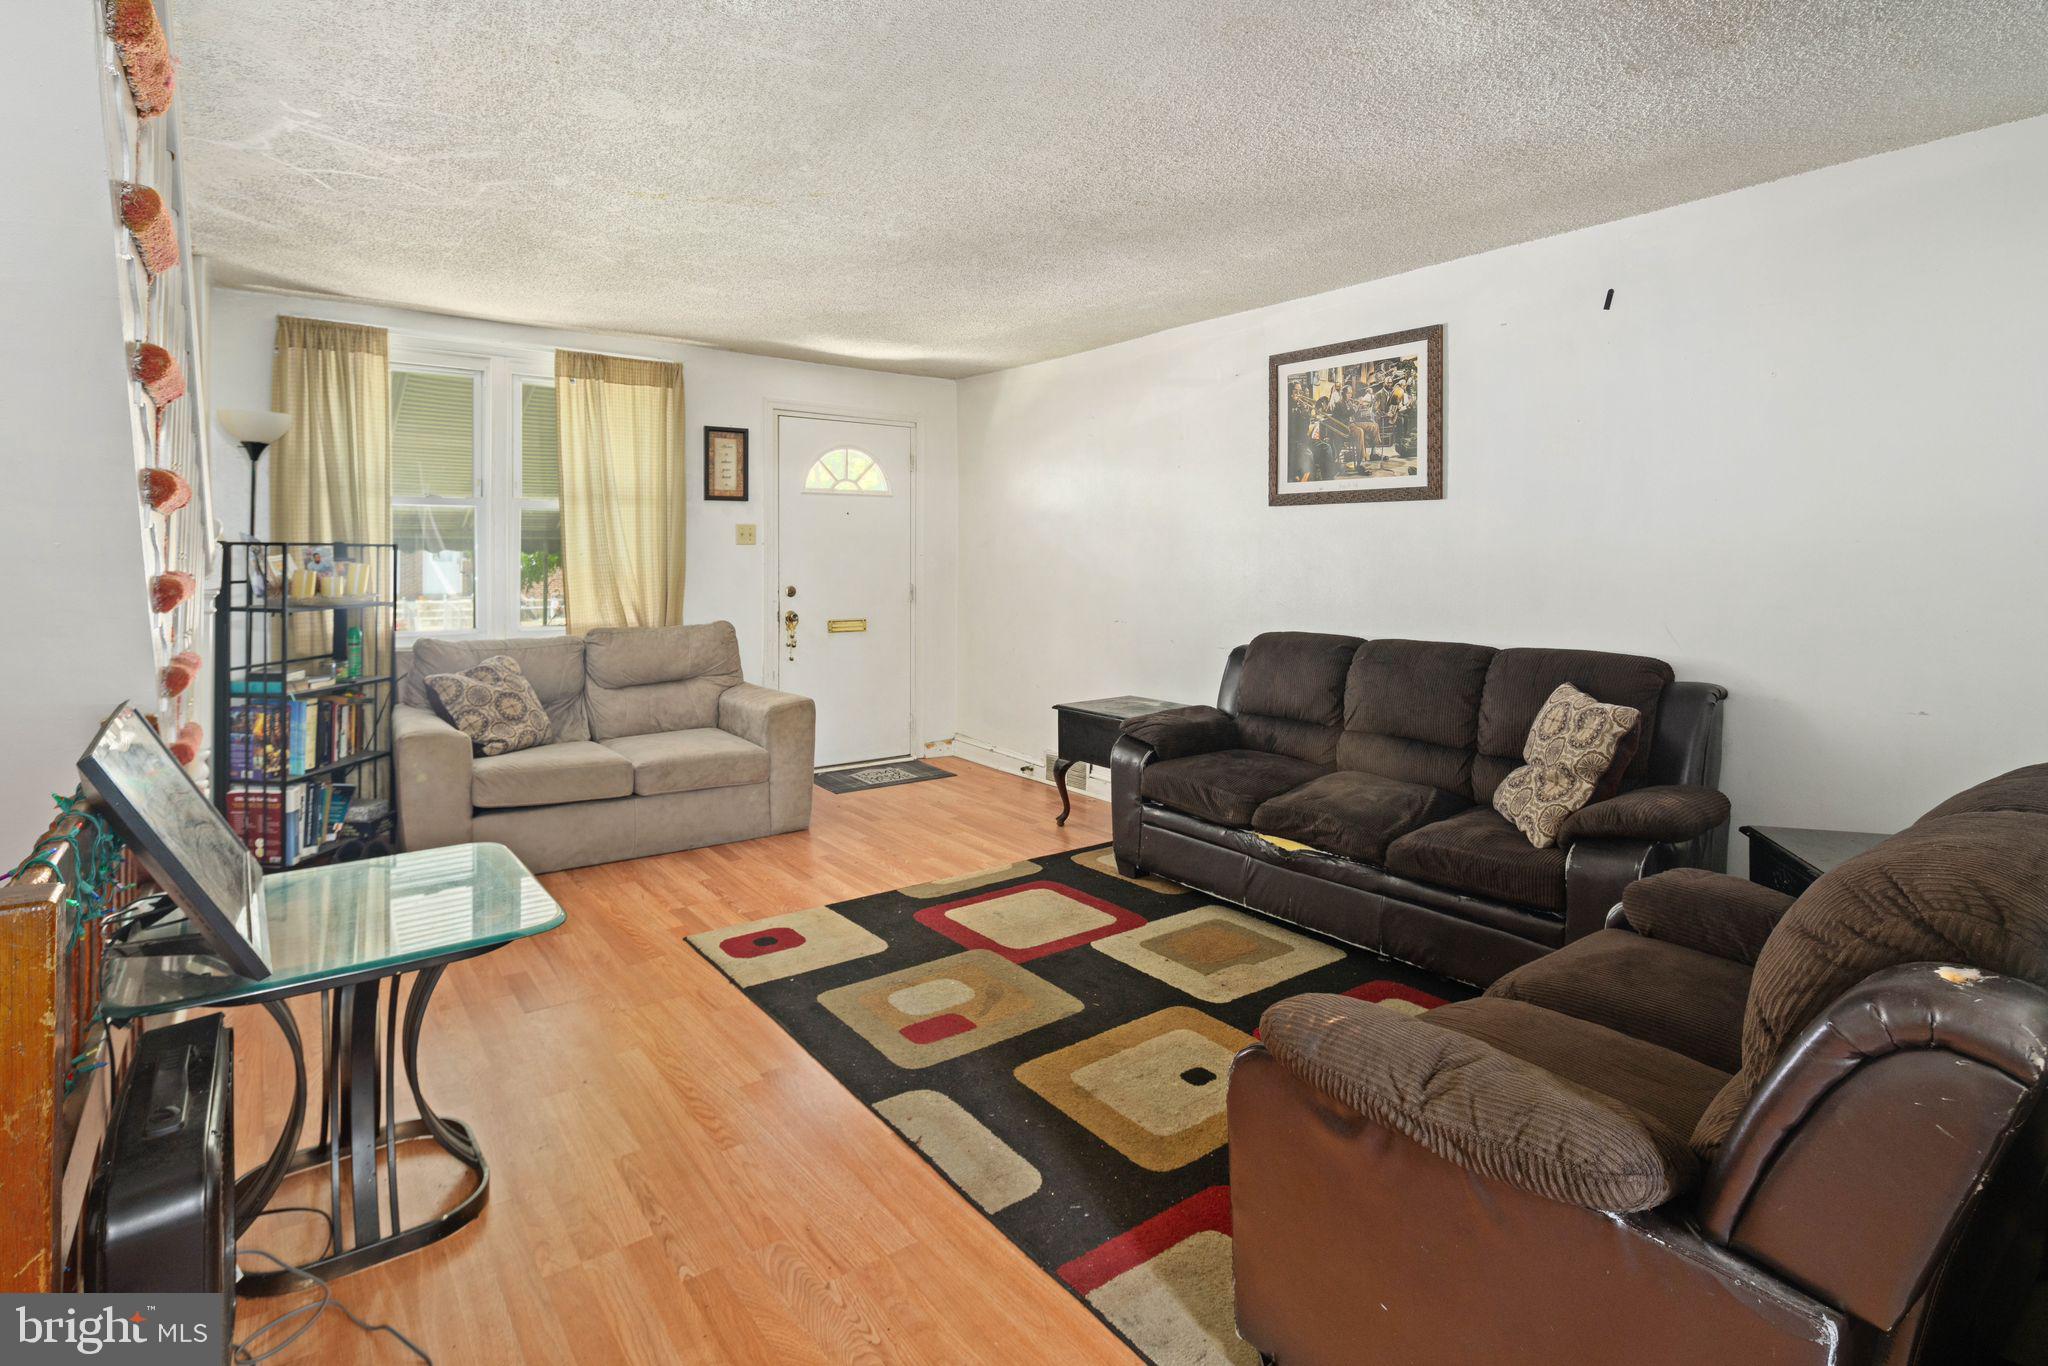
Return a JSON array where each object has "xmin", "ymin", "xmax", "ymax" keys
[{"xmin": 736, "ymin": 524, "xmax": 756, "ymax": 545}]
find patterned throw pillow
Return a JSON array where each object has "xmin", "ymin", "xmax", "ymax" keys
[
  {"xmin": 1492, "ymin": 684, "xmax": 1641, "ymax": 849},
  {"xmin": 424, "ymin": 655, "xmax": 552, "ymax": 756}
]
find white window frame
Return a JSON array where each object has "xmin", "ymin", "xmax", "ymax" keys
[
  {"xmin": 390, "ymin": 339, "xmax": 565, "ymax": 644},
  {"xmin": 509, "ymin": 370, "xmax": 564, "ymax": 631}
]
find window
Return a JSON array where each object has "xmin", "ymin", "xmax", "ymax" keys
[
  {"xmin": 803, "ymin": 446, "xmax": 890, "ymax": 495},
  {"xmin": 392, "ymin": 367, "xmax": 481, "ymax": 634},
  {"xmin": 389, "ymin": 345, "xmax": 565, "ymax": 639},
  {"xmin": 516, "ymin": 380, "xmax": 564, "ymax": 628}
]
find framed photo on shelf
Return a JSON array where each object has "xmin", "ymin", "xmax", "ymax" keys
[
  {"xmin": 1268, "ymin": 324, "xmax": 1444, "ymax": 506},
  {"xmin": 704, "ymin": 426, "xmax": 749, "ymax": 501}
]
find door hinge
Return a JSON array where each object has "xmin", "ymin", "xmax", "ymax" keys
[{"xmin": 908, "ymin": 582, "xmax": 916, "ymax": 604}]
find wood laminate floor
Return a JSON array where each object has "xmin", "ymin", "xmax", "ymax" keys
[{"xmin": 227, "ymin": 758, "xmax": 1136, "ymax": 1364}]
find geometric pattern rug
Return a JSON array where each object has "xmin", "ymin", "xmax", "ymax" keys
[{"xmin": 685, "ymin": 844, "xmax": 1471, "ymax": 1365}]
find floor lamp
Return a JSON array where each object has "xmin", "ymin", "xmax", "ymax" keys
[{"xmin": 217, "ymin": 409, "xmax": 293, "ymax": 539}]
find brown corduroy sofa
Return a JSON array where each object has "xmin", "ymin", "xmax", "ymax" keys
[
  {"xmin": 1110, "ymin": 631, "xmax": 1730, "ymax": 986},
  {"xmin": 1230, "ymin": 763, "xmax": 2048, "ymax": 1366}
]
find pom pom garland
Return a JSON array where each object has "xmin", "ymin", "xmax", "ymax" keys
[
  {"xmin": 133, "ymin": 343, "xmax": 186, "ymax": 408},
  {"xmin": 119, "ymin": 184, "xmax": 181, "ymax": 277},
  {"xmin": 141, "ymin": 467, "xmax": 191, "ymax": 513},
  {"xmin": 150, "ymin": 570, "xmax": 196, "ymax": 614},
  {"xmin": 169, "ymin": 721, "xmax": 203, "ymax": 767},
  {"xmin": 161, "ymin": 650, "xmax": 201, "ymax": 697},
  {"xmin": 110, "ymin": 0, "xmax": 175, "ymax": 120}
]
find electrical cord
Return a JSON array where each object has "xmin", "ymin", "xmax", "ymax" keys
[{"xmin": 232, "ymin": 1207, "xmax": 432, "ymax": 1364}]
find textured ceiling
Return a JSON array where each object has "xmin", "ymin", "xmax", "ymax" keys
[{"xmin": 176, "ymin": 1, "xmax": 2048, "ymax": 378}]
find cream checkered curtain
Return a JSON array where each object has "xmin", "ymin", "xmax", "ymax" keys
[
  {"xmin": 554, "ymin": 350, "xmax": 686, "ymax": 631},
  {"xmin": 270, "ymin": 316, "xmax": 391, "ymax": 659}
]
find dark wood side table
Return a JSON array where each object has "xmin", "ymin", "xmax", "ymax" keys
[
  {"xmin": 1051, "ymin": 696, "xmax": 1198, "ymax": 826},
  {"xmin": 1742, "ymin": 824, "xmax": 1889, "ymax": 897}
]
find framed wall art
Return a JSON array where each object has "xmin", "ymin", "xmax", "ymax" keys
[
  {"xmin": 705, "ymin": 425, "xmax": 750, "ymax": 501},
  {"xmin": 1269, "ymin": 324, "xmax": 1444, "ymax": 505}
]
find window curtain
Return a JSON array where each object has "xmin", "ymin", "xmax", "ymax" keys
[
  {"xmin": 554, "ymin": 350, "xmax": 686, "ymax": 631},
  {"xmin": 269, "ymin": 315, "xmax": 391, "ymax": 659}
]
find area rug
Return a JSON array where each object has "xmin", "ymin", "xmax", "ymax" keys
[
  {"xmin": 813, "ymin": 758, "xmax": 958, "ymax": 793},
  {"xmin": 686, "ymin": 844, "xmax": 1469, "ymax": 1365}
]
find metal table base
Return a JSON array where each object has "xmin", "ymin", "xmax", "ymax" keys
[{"xmin": 232, "ymin": 965, "xmax": 488, "ymax": 1296}]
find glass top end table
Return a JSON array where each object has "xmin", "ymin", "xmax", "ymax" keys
[
  {"xmin": 103, "ymin": 842, "xmax": 565, "ymax": 1294},
  {"xmin": 104, "ymin": 841, "xmax": 562, "ymax": 1019}
]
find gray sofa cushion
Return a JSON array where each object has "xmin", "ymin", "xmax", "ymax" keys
[
  {"xmin": 409, "ymin": 635, "xmax": 592, "ymax": 743},
  {"xmin": 472, "ymin": 740, "xmax": 633, "ymax": 809},
  {"xmin": 602, "ymin": 728, "xmax": 770, "ymax": 796},
  {"xmin": 583, "ymin": 622, "xmax": 745, "ymax": 740}
]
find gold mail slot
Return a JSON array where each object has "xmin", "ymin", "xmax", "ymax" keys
[{"xmin": 827, "ymin": 618, "xmax": 868, "ymax": 633}]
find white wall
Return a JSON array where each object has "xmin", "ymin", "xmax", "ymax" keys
[
  {"xmin": 0, "ymin": 7, "xmax": 160, "ymax": 848},
  {"xmin": 957, "ymin": 115, "xmax": 2048, "ymax": 858},
  {"xmin": 208, "ymin": 288, "xmax": 961, "ymax": 746}
]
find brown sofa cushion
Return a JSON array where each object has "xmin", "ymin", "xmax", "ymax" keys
[
  {"xmin": 1560, "ymin": 784, "xmax": 1730, "ymax": 846},
  {"xmin": 1252, "ymin": 770, "xmax": 1469, "ymax": 863},
  {"xmin": 1262, "ymin": 994, "xmax": 1706, "ymax": 1212},
  {"xmin": 1692, "ymin": 767, "xmax": 2048, "ymax": 1158},
  {"xmin": 1486, "ymin": 928, "xmax": 1751, "ymax": 1072},
  {"xmin": 1917, "ymin": 765, "xmax": 2048, "ymax": 822},
  {"xmin": 1384, "ymin": 806, "xmax": 1567, "ymax": 912},
  {"xmin": 1232, "ymin": 632, "xmax": 1361, "ymax": 764},
  {"xmin": 424, "ymin": 655, "xmax": 553, "ymax": 757},
  {"xmin": 600, "ymin": 728, "xmax": 770, "ymax": 796},
  {"xmin": 1492, "ymin": 684, "xmax": 1641, "ymax": 849},
  {"xmin": 1140, "ymin": 749, "xmax": 1330, "ymax": 828},
  {"xmin": 1335, "ymin": 638, "xmax": 1496, "ymax": 795},
  {"xmin": 583, "ymin": 621, "xmax": 745, "ymax": 740},
  {"xmin": 1472, "ymin": 647, "xmax": 1673, "ymax": 802},
  {"xmin": 471, "ymin": 739, "xmax": 633, "ymax": 809},
  {"xmin": 411, "ymin": 634, "xmax": 591, "ymax": 743},
  {"xmin": 1621, "ymin": 868, "xmax": 1793, "ymax": 966},
  {"xmin": 1426, "ymin": 996, "xmax": 1731, "ymax": 1149},
  {"xmin": 1120, "ymin": 705, "xmax": 1239, "ymax": 761}
]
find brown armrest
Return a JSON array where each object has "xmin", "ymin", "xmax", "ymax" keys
[
  {"xmin": 1559, "ymin": 784, "xmax": 1730, "ymax": 846},
  {"xmin": 1257, "ymin": 994, "xmax": 1698, "ymax": 1212},
  {"xmin": 1622, "ymin": 867, "xmax": 1793, "ymax": 965},
  {"xmin": 1699, "ymin": 964, "xmax": 2048, "ymax": 1331},
  {"xmin": 1119, "ymin": 705, "xmax": 1238, "ymax": 761}
]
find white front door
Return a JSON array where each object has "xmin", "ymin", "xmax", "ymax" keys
[{"xmin": 775, "ymin": 414, "xmax": 914, "ymax": 767}]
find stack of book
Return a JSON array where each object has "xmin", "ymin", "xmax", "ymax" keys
[
  {"xmin": 223, "ymin": 666, "xmax": 375, "ymax": 866},
  {"xmin": 224, "ymin": 782, "xmax": 356, "ymax": 867}
]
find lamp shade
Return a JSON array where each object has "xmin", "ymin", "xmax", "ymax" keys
[{"xmin": 218, "ymin": 408, "xmax": 292, "ymax": 444}]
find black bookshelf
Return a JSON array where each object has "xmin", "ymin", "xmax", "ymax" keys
[{"xmin": 212, "ymin": 540, "xmax": 398, "ymax": 871}]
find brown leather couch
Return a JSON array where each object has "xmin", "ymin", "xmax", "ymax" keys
[
  {"xmin": 1110, "ymin": 632, "xmax": 1729, "ymax": 985},
  {"xmin": 1230, "ymin": 764, "xmax": 2048, "ymax": 1366}
]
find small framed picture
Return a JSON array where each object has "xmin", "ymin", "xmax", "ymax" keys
[
  {"xmin": 1269, "ymin": 324, "xmax": 1445, "ymax": 506},
  {"xmin": 704, "ymin": 426, "xmax": 749, "ymax": 501}
]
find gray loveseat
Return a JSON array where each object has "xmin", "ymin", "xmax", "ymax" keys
[{"xmin": 394, "ymin": 621, "xmax": 814, "ymax": 873}]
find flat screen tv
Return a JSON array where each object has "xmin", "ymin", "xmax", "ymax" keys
[{"xmin": 77, "ymin": 705, "xmax": 271, "ymax": 978}]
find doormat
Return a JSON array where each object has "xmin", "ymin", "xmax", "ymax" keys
[
  {"xmin": 814, "ymin": 759, "xmax": 958, "ymax": 794},
  {"xmin": 684, "ymin": 845, "xmax": 1468, "ymax": 1364}
]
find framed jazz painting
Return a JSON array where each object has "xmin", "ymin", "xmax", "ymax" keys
[{"xmin": 1268, "ymin": 323, "xmax": 1444, "ymax": 505}]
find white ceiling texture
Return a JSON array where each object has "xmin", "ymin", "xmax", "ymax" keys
[{"xmin": 176, "ymin": 1, "xmax": 2048, "ymax": 378}]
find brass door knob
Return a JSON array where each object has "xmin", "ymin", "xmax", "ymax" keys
[{"xmin": 784, "ymin": 609, "xmax": 799, "ymax": 628}]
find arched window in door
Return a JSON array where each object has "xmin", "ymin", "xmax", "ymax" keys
[{"xmin": 802, "ymin": 447, "xmax": 891, "ymax": 495}]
